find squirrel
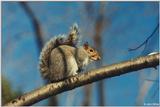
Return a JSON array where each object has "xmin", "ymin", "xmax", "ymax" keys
[{"xmin": 39, "ymin": 24, "xmax": 101, "ymax": 82}]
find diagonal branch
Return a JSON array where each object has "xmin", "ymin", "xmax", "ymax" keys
[{"xmin": 4, "ymin": 53, "xmax": 159, "ymax": 106}]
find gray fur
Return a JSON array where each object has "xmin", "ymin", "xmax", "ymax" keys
[
  {"xmin": 39, "ymin": 35, "xmax": 67, "ymax": 80},
  {"xmin": 39, "ymin": 24, "xmax": 90, "ymax": 82},
  {"xmin": 48, "ymin": 45, "xmax": 91, "ymax": 82},
  {"xmin": 39, "ymin": 41, "xmax": 92, "ymax": 82}
]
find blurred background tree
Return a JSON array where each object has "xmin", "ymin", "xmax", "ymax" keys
[{"xmin": 2, "ymin": 75, "xmax": 22, "ymax": 105}]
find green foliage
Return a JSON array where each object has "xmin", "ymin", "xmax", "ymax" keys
[{"xmin": 2, "ymin": 76, "xmax": 22, "ymax": 105}]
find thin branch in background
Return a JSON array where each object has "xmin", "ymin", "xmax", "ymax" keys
[
  {"xmin": 128, "ymin": 23, "xmax": 159, "ymax": 51},
  {"xmin": 93, "ymin": 2, "xmax": 106, "ymax": 106},
  {"xmin": 82, "ymin": 3, "xmax": 95, "ymax": 106},
  {"xmin": 83, "ymin": 2, "xmax": 106, "ymax": 105},
  {"xmin": 4, "ymin": 53, "xmax": 159, "ymax": 106},
  {"xmin": 47, "ymin": 95, "xmax": 58, "ymax": 106},
  {"xmin": 84, "ymin": 3, "xmax": 111, "ymax": 105},
  {"xmin": 19, "ymin": 2, "xmax": 44, "ymax": 52},
  {"xmin": 83, "ymin": 84, "xmax": 92, "ymax": 106},
  {"xmin": 85, "ymin": 2, "xmax": 95, "ymax": 20},
  {"xmin": 65, "ymin": 89, "xmax": 76, "ymax": 106},
  {"xmin": 19, "ymin": 2, "xmax": 58, "ymax": 106},
  {"xmin": 145, "ymin": 79, "xmax": 159, "ymax": 82},
  {"xmin": 134, "ymin": 23, "xmax": 159, "ymax": 105}
]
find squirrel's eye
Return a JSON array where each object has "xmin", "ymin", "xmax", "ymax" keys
[{"xmin": 90, "ymin": 49, "xmax": 93, "ymax": 52}]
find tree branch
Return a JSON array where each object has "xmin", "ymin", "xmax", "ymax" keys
[{"xmin": 4, "ymin": 53, "xmax": 159, "ymax": 106}]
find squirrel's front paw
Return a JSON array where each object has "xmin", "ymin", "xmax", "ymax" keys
[{"xmin": 77, "ymin": 68, "xmax": 84, "ymax": 73}]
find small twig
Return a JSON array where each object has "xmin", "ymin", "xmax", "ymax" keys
[
  {"xmin": 4, "ymin": 53, "xmax": 159, "ymax": 106},
  {"xmin": 128, "ymin": 23, "xmax": 159, "ymax": 51}
]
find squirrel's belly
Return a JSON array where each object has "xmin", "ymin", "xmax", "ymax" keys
[{"xmin": 82, "ymin": 57, "xmax": 89, "ymax": 67}]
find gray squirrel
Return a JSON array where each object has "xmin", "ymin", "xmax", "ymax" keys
[{"xmin": 39, "ymin": 24, "xmax": 101, "ymax": 82}]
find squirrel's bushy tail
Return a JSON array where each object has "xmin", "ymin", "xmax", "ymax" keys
[
  {"xmin": 39, "ymin": 23, "xmax": 80, "ymax": 81},
  {"xmin": 39, "ymin": 35, "xmax": 64, "ymax": 80}
]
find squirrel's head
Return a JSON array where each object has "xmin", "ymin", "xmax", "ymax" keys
[{"xmin": 83, "ymin": 42, "xmax": 101, "ymax": 61}]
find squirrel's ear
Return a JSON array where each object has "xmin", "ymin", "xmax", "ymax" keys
[{"xmin": 83, "ymin": 42, "xmax": 89, "ymax": 49}]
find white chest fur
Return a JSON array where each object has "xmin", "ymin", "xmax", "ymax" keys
[{"xmin": 82, "ymin": 57, "xmax": 89, "ymax": 67}]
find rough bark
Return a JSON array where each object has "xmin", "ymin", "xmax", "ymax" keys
[{"xmin": 4, "ymin": 53, "xmax": 159, "ymax": 106}]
